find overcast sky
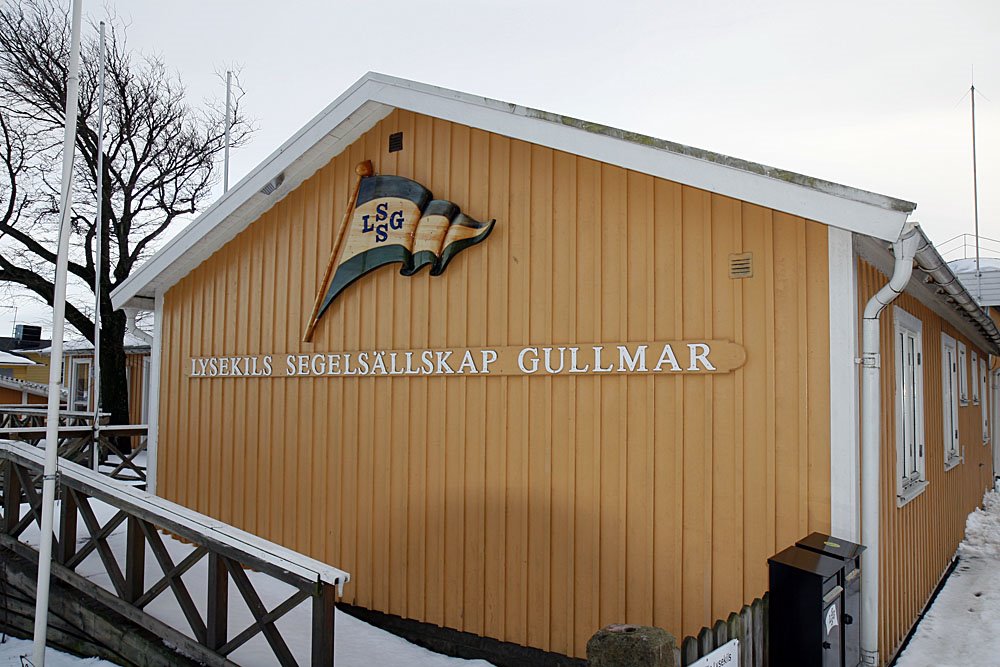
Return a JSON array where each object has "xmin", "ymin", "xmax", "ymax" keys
[{"xmin": 3, "ymin": 0, "xmax": 1000, "ymax": 336}]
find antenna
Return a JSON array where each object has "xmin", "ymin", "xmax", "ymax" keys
[
  {"xmin": 971, "ymin": 70, "xmax": 982, "ymax": 303},
  {"xmin": 224, "ymin": 70, "xmax": 232, "ymax": 193}
]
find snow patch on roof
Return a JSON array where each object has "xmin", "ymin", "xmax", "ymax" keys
[
  {"xmin": 0, "ymin": 350, "xmax": 35, "ymax": 365},
  {"xmin": 24, "ymin": 331, "xmax": 152, "ymax": 356}
]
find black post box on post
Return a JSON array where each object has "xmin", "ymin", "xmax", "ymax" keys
[
  {"xmin": 768, "ymin": 545, "xmax": 845, "ymax": 667},
  {"xmin": 796, "ymin": 533, "xmax": 866, "ymax": 667}
]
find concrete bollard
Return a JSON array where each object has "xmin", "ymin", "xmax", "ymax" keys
[{"xmin": 586, "ymin": 624, "xmax": 677, "ymax": 667}]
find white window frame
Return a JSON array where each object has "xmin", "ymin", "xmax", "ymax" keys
[
  {"xmin": 67, "ymin": 357, "xmax": 92, "ymax": 412},
  {"xmin": 972, "ymin": 351, "xmax": 980, "ymax": 405},
  {"xmin": 942, "ymin": 334, "xmax": 962, "ymax": 470},
  {"xmin": 895, "ymin": 308, "xmax": 927, "ymax": 504},
  {"xmin": 958, "ymin": 341, "xmax": 969, "ymax": 406},
  {"xmin": 981, "ymin": 357, "xmax": 990, "ymax": 443}
]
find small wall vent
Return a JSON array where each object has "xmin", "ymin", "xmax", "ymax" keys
[
  {"xmin": 388, "ymin": 132, "xmax": 403, "ymax": 153},
  {"xmin": 729, "ymin": 252, "xmax": 753, "ymax": 279},
  {"xmin": 259, "ymin": 172, "xmax": 285, "ymax": 196}
]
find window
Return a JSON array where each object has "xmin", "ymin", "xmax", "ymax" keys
[
  {"xmin": 982, "ymin": 357, "xmax": 990, "ymax": 443},
  {"xmin": 958, "ymin": 342, "xmax": 969, "ymax": 406},
  {"xmin": 942, "ymin": 334, "xmax": 962, "ymax": 469},
  {"xmin": 895, "ymin": 308, "xmax": 926, "ymax": 503},
  {"xmin": 972, "ymin": 351, "xmax": 980, "ymax": 404}
]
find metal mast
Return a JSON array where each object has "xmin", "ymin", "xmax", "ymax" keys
[
  {"xmin": 91, "ymin": 21, "xmax": 107, "ymax": 467},
  {"xmin": 972, "ymin": 80, "xmax": 982, "ymax": 302}
]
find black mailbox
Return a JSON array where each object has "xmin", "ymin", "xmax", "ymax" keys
[
  {"xmin": 768, "ymin": 545, "xmax": 845, "ymax": 667},
  {"xmin": 796, "ymin": 533, "xmax": 865, "ymax": 667}
]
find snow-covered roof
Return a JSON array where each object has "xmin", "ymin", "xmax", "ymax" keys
[
  {"xmin": 0, "ymin": 376, "xmax": 57, "ymax": 398},
  {"xmin": 23, "ymin": 331, "xmax": 151, "ymax": 356},
  {"xmin": 0, "ymin": 350, "xmax": 35, "ymax": 366},
  {"xmin": 111, "ymin": 72, "xmax": 916, "ymax": 310},
  {"xmin": 949, "ymin": 258, "xmax": 1000, "ymax": 307}
]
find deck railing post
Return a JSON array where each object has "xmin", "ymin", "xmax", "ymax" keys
[
  {"xmin": 124, "ymin": 516, "xmax": 145, "ymax": 603},
  {"xmin": 3, "ymin": 461, "xmax": 21, "ymax": 534},
  {"xmin": 57, "ymin": 488, "xmax": 78, "ymax": 565},
  {"xmin": 312, "ymin": 583, "xmax": 336, "ymax": 666},
  {"xmin": 206, "ymin": 552, "xmax": 228, "ymax": 651}
]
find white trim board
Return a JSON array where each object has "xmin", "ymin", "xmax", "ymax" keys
[
  {"xmin": 111, "ymin": 73, "xmax": 915, "ymax": 311},
  {"xmin": 145, "ymin": 294, "xmax": 163, "ymax": 495},
  {"xmin": 829, "ymin": 227, "xmax": 860, "ymax": 541}
]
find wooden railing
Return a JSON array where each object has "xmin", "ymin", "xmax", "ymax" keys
[
  {"xmin": 0, "ymin": 406, "xmax": 103, "ymax": 428},
  {"xmin": 0, "ymin": 407, "xmax": 147, "ymax": 487},
  {"xmin": 679, "ymin": 594, "xmax": 769, "ymax": 667},
  {"xmin": 0, "ymin": 439, "xmax": 350, "ymax": 666}
]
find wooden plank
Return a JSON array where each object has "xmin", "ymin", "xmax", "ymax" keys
[
  {"xmin": 697, "ymin": 626, "xmax": 713, "ymax": 657},
  {"xmin": 681, "ymin": 636, "xmax": 699, "ymax": 666},
  {"xmin": 726, "ymin": 611, "xmax": 740, "ymax": 646},
  {"xmin": 57, "ymin": 487, "xmax": 78, "ymax": 565},
  {"xmin": 312, "ymin": 584, "xmax": 336, "ymax": 667},
  {"xmin": 124, "ymin": 516, "xmax": 145, "ymax": 604},
  {"xmin": 739, "ymin": 605, "xmax": 753, "ymax": 666},
  {"xmin": 4, "ymin": 459, "xmax": 22, "ymax": 534},
  {"xmin": 206, "ymin": 552, "xmax": 228, "ymax": 651}
]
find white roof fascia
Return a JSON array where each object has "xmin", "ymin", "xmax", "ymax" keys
[
  {"xmin": 112, "ymin": 78, "xmax": 396, "ymax": 310},
  {"xmin": 112, "ymin": 73, "xmax": 914, "ymax": 310},
  {"xmin": 369, "ymin": 76, "xmax": 912, "ymax": 240}
]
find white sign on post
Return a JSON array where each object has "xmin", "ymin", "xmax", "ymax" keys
[{"xmin": 688, "ymin": 639, "xmax": 739, "ymax": 667}]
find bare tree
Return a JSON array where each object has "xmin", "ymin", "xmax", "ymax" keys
[{"xmin": 0, "ymin": 0, "xmax": 251, "ymax": 425}]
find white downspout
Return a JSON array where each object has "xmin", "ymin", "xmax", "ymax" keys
[
  {"xmin": 124, "ymin": 308, "xmax": 154, "ymax": 345},
  {"xmin": 860, "ymin": 225, "xmax": 920, "ymax": 666}
]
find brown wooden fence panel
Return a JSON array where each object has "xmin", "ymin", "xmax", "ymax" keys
[{"xmin": 680, "ymin": 594, "xmax": 769, "ymax": 667}]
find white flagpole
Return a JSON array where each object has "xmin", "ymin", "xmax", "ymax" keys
[
  {"xmin": 91, "ymin": 21, "xmax": 106, "ymax": 469},
  {"xmin": 33, "ymin": 0, "xmax": 84, "ymax": 664}
]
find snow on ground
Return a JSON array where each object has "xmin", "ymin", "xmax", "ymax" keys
[
  {"xmin": 895, "ymin": 487, "xmax": 1000, "ymax": 667},
  {"xmin": 0, "ymin": 637, "xmax": 116, "ymax": 666},
  {"xmin": 18, "ymin": 500, "xmax": 493, "ymax": 667}
]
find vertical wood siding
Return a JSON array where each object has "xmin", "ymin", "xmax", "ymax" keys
[
  {"xmin": 158, "ymin": 109, "xmax": 832, "ymax": 658},
  {"xmin": 0, "ymin": 386, "xmax": 45, "ymax": 404},
  {"xmin": 857, "ymin": 260, "xmax": 993, "ymax": 662},
  {"xmin": 125, "ymin": 352, "xmax": 146, "ymax": 424}
]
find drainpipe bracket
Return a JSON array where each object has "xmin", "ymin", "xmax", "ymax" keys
[{"xmin": 860, "ymin": 352, "xmax": 880, "ymax": 369}]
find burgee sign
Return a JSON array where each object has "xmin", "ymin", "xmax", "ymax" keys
[{"xmin": 303, "ymin": 161, "xmax": 494, "ymax": 340}]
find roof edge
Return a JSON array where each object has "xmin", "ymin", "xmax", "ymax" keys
[{"xmin": 112, "ymin": 72, "xmax": 918, "ymax": 309}]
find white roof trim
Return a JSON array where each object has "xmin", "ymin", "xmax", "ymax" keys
[{"xmin": 112, "ymin": 72, "xmax": 916, "ymax": 310}]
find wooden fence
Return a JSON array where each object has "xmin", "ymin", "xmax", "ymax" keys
[
  {"xmin": 678, "ymin": 594, "xmax": 768, "ymax": 667},
  {"xmin": 0, "ymin": 439, "xmax": 350, "ymax": 666}
]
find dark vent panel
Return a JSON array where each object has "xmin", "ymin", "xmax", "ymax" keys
[
  {"xmin": 729, "ymin": 252, "xmax": 753, "ymax": 279},
  {"xmin": 388, "ymin": 132, "xmax": 403, "ymax": 153}
]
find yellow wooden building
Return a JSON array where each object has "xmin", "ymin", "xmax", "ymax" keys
[{"xmin": 111, "ymin": 74, "xmax": 999, "ymax": 665}]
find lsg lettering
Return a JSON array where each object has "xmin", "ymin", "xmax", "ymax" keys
[{"xmin": 360, "ymin": 202, "xmax": 405, "ymax": 242}]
